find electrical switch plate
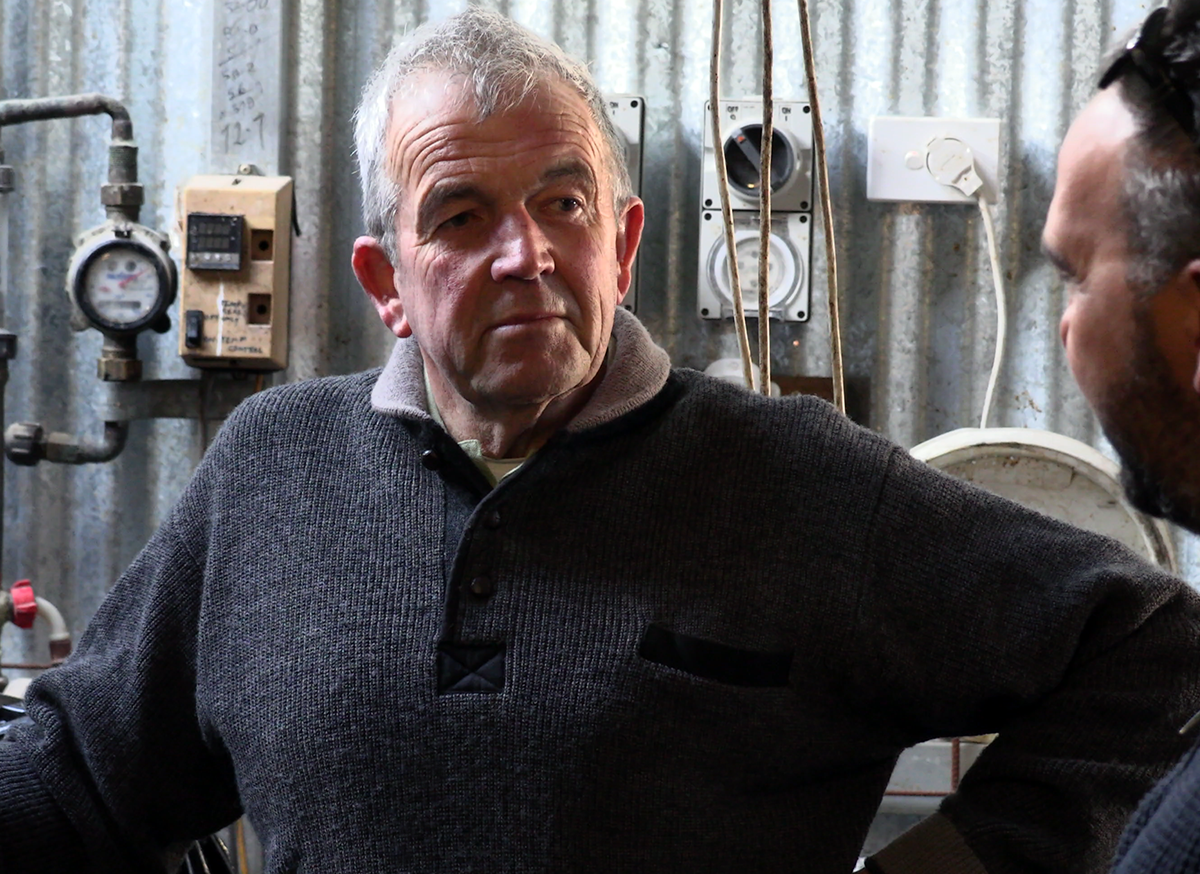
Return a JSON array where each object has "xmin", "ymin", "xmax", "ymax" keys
[
  {"xmin": 697, "ymin": 211, "xmax": 811, "ymax": 322},
  {"xmin": 605, "ymin": 94, "xmax": 645, "ymax": 313},
  {"xmin": 701, "ymin": 99, "xmax": 814, "ymax": 214},
  {"xmin": 867, "ymin": 116, "xmax": 1001, "ymax": 204},
  {"xmin": 697, "ymin": 98, "xmax": 814, "ymax": 322}
]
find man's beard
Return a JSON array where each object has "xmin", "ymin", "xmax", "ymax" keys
[{"xmin": 1097, "ymin": 306, "xmax": 1200, "ymax": 533}]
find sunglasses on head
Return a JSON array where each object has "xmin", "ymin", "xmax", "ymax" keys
[{"xmin": 1100, "ymin": 6, "xmax": 1198, "ymax": 138}]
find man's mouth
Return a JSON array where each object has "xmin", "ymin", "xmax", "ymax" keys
[{"xmin": 492, "ymin": 313, "xmax": 561, "ymax": 329}]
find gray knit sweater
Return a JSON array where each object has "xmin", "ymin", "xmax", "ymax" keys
[{"xmin": 1, "ymin": 312, "xmax": 1199, "ymax": 874}]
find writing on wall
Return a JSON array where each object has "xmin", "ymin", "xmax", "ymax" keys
[{"xmin": 211, "ymin": 0, "xmax": 284, "ymax": 173}]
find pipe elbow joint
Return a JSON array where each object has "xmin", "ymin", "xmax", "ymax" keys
[{"xmin": 4, "ymin": 421, "xmax": 128, "ymax": 465}]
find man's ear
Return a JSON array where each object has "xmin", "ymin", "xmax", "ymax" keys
[
  {"xmin": 352, "ymin": 236, "xmax": 411, "ymax": 338},
  {"xmin": 614, "ymin": 197, "xmax": 645, "ymax": 302},
  {"xmin": 1182, "ymin": 260, "xmax": 1200, "ymax": 395}
]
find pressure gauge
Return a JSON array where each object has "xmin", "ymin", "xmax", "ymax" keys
[
  {"xmin": 723, "ymin": 125, "xmax": 796, "ymax": 198},
  {"xmin": 66, "ymin": 224, "xmax": 177, "ymax": 335}
]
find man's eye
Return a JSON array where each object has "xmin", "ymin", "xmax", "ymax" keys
[
  {"xmin": 441, "ymin": 212, "xmax": 473, "ymax": 229},
  {"xmin": 557, "ymin": 197, "xmax": 583, "ymax": 212}
]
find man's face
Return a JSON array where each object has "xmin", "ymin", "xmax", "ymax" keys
[
  {"xmin": 362, "ymin": 73, "xmax": 641, "ymax": 416},
  {"xmin": 1046, "ymin": 88, "xmax": 1200, "ymax": 530}
]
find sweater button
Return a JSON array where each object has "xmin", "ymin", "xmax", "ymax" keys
[
  {"xmin": 421, "ymin": 449, "xmax": 441, "ymax": 470},
  {"xmin": 469, "ymin": 575, "xmax": 494, "ymax": 598},
  {"xmin": 483, "ymin": 509, "xmax": 502, "ymax": 529}
]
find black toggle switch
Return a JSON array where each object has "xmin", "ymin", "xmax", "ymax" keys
[{"xmin": 185, "ymin": 309, "xmax": 205, "ymax": 349}]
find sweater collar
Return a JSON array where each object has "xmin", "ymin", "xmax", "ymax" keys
[{"xmin": 369, "ymin": 307, "xmax": 672, "ymax": 434}]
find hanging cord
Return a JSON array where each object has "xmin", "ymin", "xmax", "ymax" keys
[
  {"xmin": 711, "ymin": 0, "xmax": 755, "ymax": 390},
  {"xmin": 758, "ymin": 0, "xmax": 774, "ymax": 395},
  {"xmin": 922, "ymin": 136, "xmax": 1003, "ymax": 429},
  {"xmin": 797, "ymin": 0, "xmax": 846, "ymax": 414},
  {"xmin": 977, "ymin": 195, "xmax": 1006, "ymax": 429}
]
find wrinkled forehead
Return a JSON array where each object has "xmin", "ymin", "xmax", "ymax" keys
[
  {"xmin": 384, "ymin": 71, "xmax": 481, "ymax": 164},
  {"xmin": 384, "ymin": 71, "xmax": 596, "ymax": 181}
]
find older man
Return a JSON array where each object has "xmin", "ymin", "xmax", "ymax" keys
[
  {"xmin": 1, "ymin": 8, "xmax": 1199, "ymax": 874},
  {"xmin": 1045, "ymin": 1, "xmax": 1200, "ymax": 871}
]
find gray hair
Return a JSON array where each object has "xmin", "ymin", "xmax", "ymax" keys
[
  {"xmin": 1110, "ymin": 0, "xmax": 1200, "ymax": 295},
  {"xmin": 1122, "ymin": 149, "xmax": 1200, "ymax": 296},
  {"xmin": 353, "ymin": 7, "xmax": 633, "ymax": 262}
]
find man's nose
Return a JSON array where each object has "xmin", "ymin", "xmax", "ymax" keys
[
  {"xmin": 1059, "ymin": 308, "xmax": 1071, "ymax": 349},
  {"xmin": 491, "ymin": 211, "xmax": 554, "ymax": 282}
]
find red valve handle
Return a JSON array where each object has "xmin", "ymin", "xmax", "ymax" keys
[{"xmin": 10, "ymin": 580, "xmax": 37, "ymax": 629}]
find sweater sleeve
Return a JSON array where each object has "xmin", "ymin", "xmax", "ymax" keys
[
  {"xmin": 0, "ymin": 455, "xmax": 242, "ymax": 873},
  {"xmin": 858, "ymin": 446, "xmax": 1200, "ymax": 874}
]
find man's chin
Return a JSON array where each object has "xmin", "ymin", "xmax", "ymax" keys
[{"xmin": 1119, "ymin": 451, "xmax": 1200, "ymax": 535}]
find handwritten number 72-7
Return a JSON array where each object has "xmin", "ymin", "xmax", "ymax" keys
[{"xmin": 221, "ymin": 113, "xmax": 267, "ymax": 153}]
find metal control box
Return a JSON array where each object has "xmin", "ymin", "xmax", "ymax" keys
[{"xmin": 177, "ymin": 174, "xmax": 292, "ymax": 370}]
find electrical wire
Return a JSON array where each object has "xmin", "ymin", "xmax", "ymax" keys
[
  {"xmin": 977, "ymin": 195, "xmax": 1007, "ymax": 429},
  {"xmin": 710, "ymin": 0, "xmax": 755, "ymax": 391},
  {"xmin": 758, "ymin": 0, "xmax": 774, "ymax": 396},
  {"xmin": 797, "ymin": 0, "xmax": 846, "ymax": 414}
]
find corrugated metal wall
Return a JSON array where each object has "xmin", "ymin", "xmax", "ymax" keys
[{"xmin": 0, "ymin": 0, "xmax": 1190, "ymax": 666}]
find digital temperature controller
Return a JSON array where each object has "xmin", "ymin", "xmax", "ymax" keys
[{"xmin": 187, "ymin": 213, "xmax": 244, "ymax": 271}]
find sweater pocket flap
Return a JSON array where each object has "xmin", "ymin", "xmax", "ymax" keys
[{"xmin": 638, "ymin": 624, "xmax": 793, "ymax": 687}]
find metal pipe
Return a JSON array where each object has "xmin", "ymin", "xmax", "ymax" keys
[
  {"xmin": 0, "ymin": 169, "xmax": 10, "ymax": 586},
  {"xmin": 0, "ymin": 94, "xmax": 142, "ymax": 223},
  {"xmin": 0, "ymin": 94, "xmax": 132, "ymax": 141},
  {"xmin": 33, "ymin": 597, "xmax": 70, "ymax": 661},
  {"xmin": 41, "ymin": 422, "xmax": 128, "ymax": 464},
  {"xmin": 97, "ymin": 333, "xmax": 142, "ymax": 383},
  {"xmin": 0, "ymin": 352, "xmax": 7, "ymax": 582},
  {"xmin": 0, "ymin": 171, "xmax": 10, "ymax": 301},
  {"xmin": 5, "ymin": 420, "xmax": 129, "ymax": 465}
]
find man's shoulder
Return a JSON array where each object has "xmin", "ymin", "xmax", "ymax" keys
[
  {"xmin": 217, "ymin": 368, "xmax": 388, "ymax": 447},
  {"xmin": 232, "ymin": 368, "xmax": 382, "ymax": 417},
  {"xmin": 668, "ymin": 368, "xmax": 889, "ymax": 452}
]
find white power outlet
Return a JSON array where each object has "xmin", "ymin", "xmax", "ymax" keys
[{"xmin": 867, "ymin": 116, "xmax": 1001, "ymax": 204}]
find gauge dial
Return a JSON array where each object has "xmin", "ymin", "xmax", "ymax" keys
[
  {"xmin": 723, "ymin": 125, "xmax": 796, "ymax": 198},
  {"xmin": 70, "ymin": 237, "xmax": 174, "ymax": 335}
]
